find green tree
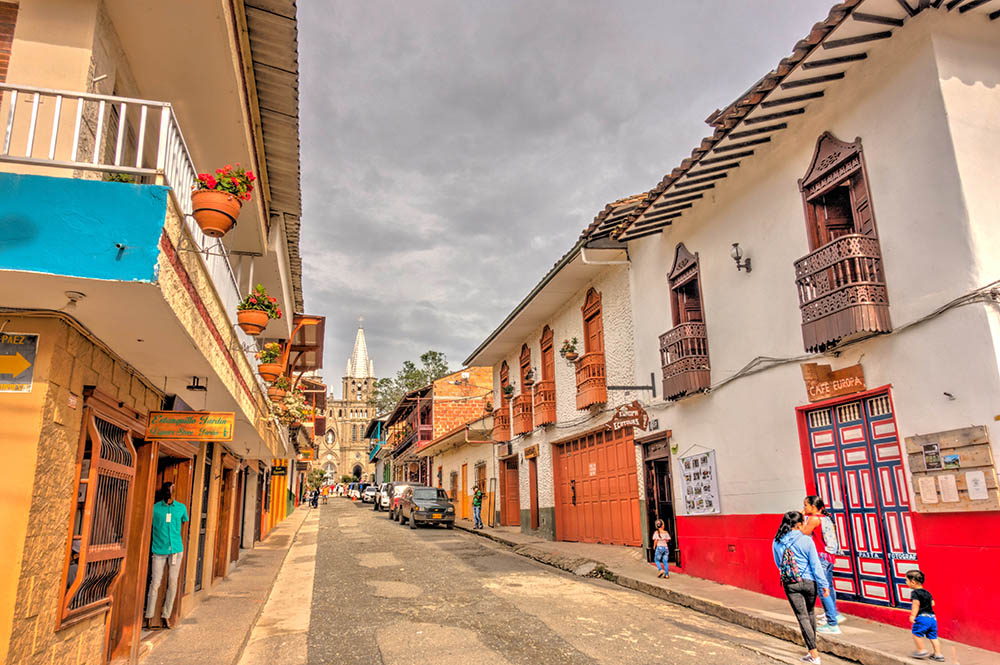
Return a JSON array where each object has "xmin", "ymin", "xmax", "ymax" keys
[
  {"xmin": 306, "ymin": 468, "xmax": 327, "ymax": 491},
  {"xmin": 371, "ymin": 350, "xmax": 451, "ymax": 415}
]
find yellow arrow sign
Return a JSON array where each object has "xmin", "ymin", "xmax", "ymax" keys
[{"xmin": 0, "ymin": 352, "xmax": 32, "ymax": 378}]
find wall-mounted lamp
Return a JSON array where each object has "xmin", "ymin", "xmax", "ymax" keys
[
  {"xmin": 62, "ymin": 291, "xmax": 87, "ymax": 313},
  {"xmin": 730, "ymin": 243, "xmax": 752, "ymax": 273},
  {"xmin": 186, "ymin": 376, "xmax": 207, "ymax": 392}
]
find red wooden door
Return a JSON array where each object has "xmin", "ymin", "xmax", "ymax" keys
[
  {"xmin": 501, "ymin": 459, "xmax": 520, "ymax": 526},
  {"xmin": 554, "ymin": 427, "xmax": 640, "ymax": 546}
]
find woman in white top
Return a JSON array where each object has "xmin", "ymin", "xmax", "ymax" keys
[{"xmin": 652, "ymin": 519, "xmax": 671, "ymax": 578}]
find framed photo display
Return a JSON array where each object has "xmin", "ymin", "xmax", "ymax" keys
[{"xmin": 680, "ymin": 449, "xmax": 720, "ymax": 515}]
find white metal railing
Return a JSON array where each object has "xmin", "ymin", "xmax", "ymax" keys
[{"xmin": 0, "ymin": 83, "xmax": 260, "ymax": 378}]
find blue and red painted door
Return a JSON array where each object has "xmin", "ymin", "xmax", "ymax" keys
[{"xmin": 802, "ymin": 390, "xmax": 918, "ymax": 608}]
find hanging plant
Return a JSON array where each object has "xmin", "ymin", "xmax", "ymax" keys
[
  {"xmin": 268, "ymin": 376, "xmax": 290, "ymax": 402},
  {"xmin": 256, "ymin": 342, "xmax": 283, "ymax": 383},
  {"xmin": 273, "ymin": 388, "xmax": 308, "ymax": 425},
  {"xmin": 236, "ymin": 284, "xmax": 283, "ymax": 335},
  {"xmin": 560, "ymin": 337, "xmax": 579, "ymax": 362},
  {"xmin": 191, "ymin": 164, "xmax": 255, "ymax": 238},
  {"xmin": 502, "ymin": 384, "xmax": 515, "ymax": 399}
]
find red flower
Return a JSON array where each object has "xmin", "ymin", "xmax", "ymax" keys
[
  {"xmin": 269, "ymin": 297, "xmax": 276, "ymax": 303},
  {"xmin": 205, "ymin": 175, "xmax": 217, "ymax": 188},
  {"xmin": 247, "ymin": 172, "xmax": 256, "ymax": 182}
]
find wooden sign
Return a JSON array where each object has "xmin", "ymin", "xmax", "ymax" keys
[
  {"xmin": 523, "ymin": 445, "xmax": 539, "ymax": 460},
  {"xmin": 905, "ymin": 426, "xmax": 999, "ymax": 513},
  {"xmin": 607, "ymin": 400, "xmax": 649, "ymax": 432},
  {"xmin": 146, "ymin": 411, "xmax": 235, "ymax": 441},
  {"xmin": 801, "ymin": 363, "xmax": 866, "ymax": 402},
  {"xmin": 271, "ymin": 465, "xmax": 288, "ymax": 477}
]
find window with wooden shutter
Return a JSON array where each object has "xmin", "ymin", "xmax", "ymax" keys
[
  {"xmin": 660, "ymin": 244, "xmax": 710, "ymax": 400},
  {"xmin": 576, "ymin": 289, "xmax": 607, "ymax": 409},
  {"xmin": 61, "ymin": 391, "xmax": 138, "ymax": 626},
  {"xmin": 0, "ymin": 2, "xmax": 17, "ymax": 84},
  {"xmin": 535, "ymin": 326, "xmax": 556, "ymax": 425}
]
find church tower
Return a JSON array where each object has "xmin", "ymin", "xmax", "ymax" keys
[{"xmin": 326, "ymin": 318, "xmax": 378, "ymax": 481}]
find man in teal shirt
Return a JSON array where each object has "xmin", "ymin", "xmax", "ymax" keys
[{"xmin": 144, "ymin": 482, "xmax": 188, "ymax": 629}]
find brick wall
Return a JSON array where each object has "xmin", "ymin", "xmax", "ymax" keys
[
  {"xmin": 5, "ymin": 315, "xmax": 162, "ymax": 665},
  {"xmin": 0, "ymin": 2, "xmax": 17, "ymax": 83},
  {"xmin": 431, "ymin": 367, "xmax": 492, "ymax": 438}
]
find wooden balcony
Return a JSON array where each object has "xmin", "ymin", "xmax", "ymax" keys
[
  {"xmin": 512, "ymin": 394, "xmax": 533, "ymax": 435},
  {"xmin": 492, "ymin": 407, "xmax": 510, "ymax": 442},
  {"xmin": 659, "ymin": 322, "xmax": 710, "ymax": 400},
  {"xmin": 795, "ymin": 234, "xmax": 891, "ymax": 353},
  {"xmin": 533, "ymin": 379, "xmax": 556, "ymax": 426},
  {"xmin": 575, "ymin": 352, "xmax": 607, "ymax": 409}
]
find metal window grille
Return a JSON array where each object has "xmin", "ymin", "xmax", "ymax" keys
[
  {"xmin": 808, "ymin": 409, "xmax": 832, "ymax": 428},
  {"xmin": 62, "ymin": 409, "xmax": 136, "ymax": 621},
  {"xmin": 868, "ymin": 394, "xmax": 891, "ymax": 417}
]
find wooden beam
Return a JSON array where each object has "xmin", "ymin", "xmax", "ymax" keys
[
  {"xmin": 653, "ymin": 193, "xmax": 703, "ymax": 208},
  {"xmin": 623, "ymin": 226, "xmax": 672, "ymax": 242},
  {"xmin": 991, "ymin": 7, "xmax": 1000, "ymax": 19},
  {"xmin": 700, "ymin": 150, "xmax": 754, "ymax": 164},
  {"xmin": 802, "ymin": 53, "xmax": 868, "ymax": 70},
  {"xmin": 661, "ymin": 183, "xmax": 715, "ymax": 199},
  {"xmin": 761, "ymin": 91, "xmax": 824, "ymax": 108},
  {"xmin": 728, "ymin": 122, "xmax": 787, "ymax": 139},
  {"xmin": 959, "ymin": 0, "xmax": 992, "ymax": 12},
  {"xmin": 945, "ymin": 0, "xmax": 964, "ymax": 9},
  {"xmin": 684, "ymin": 162, "xmax": 741, "ymax": 178},
  {"xmin": 781, "ymin": 72, "xmax": 845, "ymax": 89},
  {"xmin": 652, "ymin": 203, "xmax": 694, "ymax": 216},
  {"xmin": 630, "ymin": 212, "xmax": 684, "ymax": 230},
  {"xmin": 743, "ymin": 108, "xmax": 805, "ymax": 124},
  {"xmin": 679, "ymin": 173, "xmax": 728, "ymax": 187},
  {"xmin": 853, "ymin": 12, "xmax": 905, "ymax": 26},
  {"xmin": 895, "ymin": 0, "xmax": 917, "ymax": 16},
  {"xmin": 822, "ymin": 31, "xmax": 893, "ymax": 49},
  {"xmin": 713, "ymin": 136, "xmax": 771, "ymax": 153}
]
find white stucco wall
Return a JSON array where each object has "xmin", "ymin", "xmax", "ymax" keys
[{"xmin": 626, "ymin": 12, "xmax": 1000, "ymax": 518}]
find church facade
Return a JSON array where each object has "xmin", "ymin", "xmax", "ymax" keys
[{"xmin": 321, "ymin": 320, "xmax": 378, "ymax": 481}]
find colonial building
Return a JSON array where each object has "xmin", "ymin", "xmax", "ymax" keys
[{"xmin": 326, "ymin": 320, "xmax": 378, "ymax": 480}]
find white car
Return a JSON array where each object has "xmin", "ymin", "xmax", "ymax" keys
[{"xmin": 362, "ymin": 485, "xmax": 377, "ymax": 503}]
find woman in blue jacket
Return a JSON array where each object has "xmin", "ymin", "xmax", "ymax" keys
[{"xmin": 773, "ymin": 511, "xmax": 831, "ymax": 665}]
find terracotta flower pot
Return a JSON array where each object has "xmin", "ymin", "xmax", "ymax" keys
[
  {"xmin": 564, "ymin": 352, "xmax": 579, "ymax": 362},
  {"xmin": 267, "ymin": 386, "xmax": 286, "ymax": 402},
  {"xmin": 192, "ymin": 190, "xmax": 242, "ymax": 238},
  {"xmin": 258, "ymin": 363, "xmax": 282, "ymax": 383},
  {"xmin": 237, "ymin": 309, "xmax": 269, "ymax": 336}
]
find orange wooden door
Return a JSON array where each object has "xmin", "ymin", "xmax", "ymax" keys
[
  {"xmin": 501, "ymin": 459, "xmax": 520, "ymax": 526},
  {"xmin": 213, "ymin": 468, "xmax": 233, "ymax": 580},
  {"xmin": 461, "ymin": 463, "xmax": 469, "ymax": 519}
]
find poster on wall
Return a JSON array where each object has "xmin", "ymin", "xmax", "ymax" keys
[{"xmin": 680, "ymin": 449, "xmax": 721, "ymax": 515}]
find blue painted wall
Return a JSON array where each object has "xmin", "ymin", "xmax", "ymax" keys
[{"xmin": 0, "ymin": 172, "xmax": 168, "ymax": 282}]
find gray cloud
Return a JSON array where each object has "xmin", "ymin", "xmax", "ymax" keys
[{"xmin": 298, "ymin": 0, "xmax": 832, "ymax": 389}]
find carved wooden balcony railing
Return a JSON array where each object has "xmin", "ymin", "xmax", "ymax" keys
[
  {"xmin": 659, "ymin": 322, "xmax": 710, "ymax": 400},
  {"xmin": 795, "ymin": 233, "xmax": 891, "ymax": 352},
  {"xmin": 533, "ymin": 379, "xmax": 556, "ymax": 426},
  {"xmin": 512, "ymin": 394, "xmax": 533, "ymax": 435},
  {"xmin": 492, "ymin": 405, "xmax": 510, "ymax": 442},
  {"xmin": 575, "ymin": 351, "xmax": 607, "ymax": 409}
]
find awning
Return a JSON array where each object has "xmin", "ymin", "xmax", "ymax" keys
[{"xmin": 286, "ymin": 314, "xmax": 325, "ymax": 375}]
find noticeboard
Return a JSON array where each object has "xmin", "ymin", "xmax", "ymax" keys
[
  {"xmin": 146, "ymin": 411, "xmax": 235, "ymax": 441},
  {"xmin": 0, "ymin": 333, "xmax": 38, "ymax": 393}
]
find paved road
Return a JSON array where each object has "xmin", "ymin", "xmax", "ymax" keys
[{"xmin": 308, "ymin": 499, "xmax": 851, "ymax": 665}]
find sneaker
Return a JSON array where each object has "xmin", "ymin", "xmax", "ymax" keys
[
  {"xmin": 911, "ymin": 652, "xmax": 931, "ymax": 660},
  {"xmin": 929, "ymin": 656, "xmax": 945, "ymax": 663},
  {"xmin": 836, "ymin": 613, "xmax": 847, "ymax": 623},
  {"xmin": 817, "ymin": 624, "xmax": 841, "ymax": 634},
  {"xmin": 800, "ymin": 655, "xmax": 821, "ymax": 664}
]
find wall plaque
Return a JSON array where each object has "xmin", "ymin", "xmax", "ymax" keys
[
  {"xmin": 0, "ymin": 332, "xmax": 38, "ymax": 393},
  {"xmin": 905, "ymin": 426, "xmax": 999, "ymax": 512},
  {"xmin": 607, "ymin": 400, "xmax": 650, "ymax": 432},
  {"xmin": 801, "ymin": 362, "xmax": 866, "ymax": 402},
  {"xmin": 147, "ymin": 411, "xmax": 235, "ymax": 441},
  {"xmin": 523, "ymin": 445, "xmax": 539, "ymax": 460}
]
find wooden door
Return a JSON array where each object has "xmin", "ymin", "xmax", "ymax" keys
[
  {"xmin": 554, "ymin": 427, "xmax": 640, "ymax": 546},
  {"xmin": 645, "ymin": 458, "xmax": 678, "ymax": 563},
  {"xmin": 528, "ymin": 457, "xmax": 539, "ymax": 530},
  {"xmin": 461, "ymin": 463, "xmax": 469, "ymax": 520},
  {"xmin": 501, "ymin": 458, "xmax": 520, "ymax": 526},
  {"xmin": 213, "ymin": 468, "xmax": 234, "ymax": 580},
  {"xmin": 230, "ymin": 470, "xmax": 244, "ymax": 563}
]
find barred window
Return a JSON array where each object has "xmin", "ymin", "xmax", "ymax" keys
[{"xmin": 61, "ymin": 403, "xmax": 136, "ymax": 625}]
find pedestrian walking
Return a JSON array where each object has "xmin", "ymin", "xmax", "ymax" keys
[
  {"xmin": 310, "ymin": 488, "xmax": 320, "ymax": 508},
  {"xmin": 652, "ymin": 519, "xmax": 671, "ymax": 578},
  {"xmin": 906, "ymin": 570, "xmax": 945, "ymax": 661},
  {"xmin": 802, "ymin": 495, "xmax": 845, "ymax": 634},
  {"xmin": 772, "ymin": 511, "xmax": 830, "ymax": 665},
  {"xmin": 472, "ymin": 485, "xmax": 484, "ymax": 529}
]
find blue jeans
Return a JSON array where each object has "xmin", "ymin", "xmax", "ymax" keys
[
  {"xmin": 819, "ymin": 557, "xmax": 838, "ymax": 625},
  {"xmin": 654, "ymin": 546, "xmax": 669, "ymax": 575},
  {"xmin": 473, "ymin": 504, "xmax": 482, "ymax": 528}
]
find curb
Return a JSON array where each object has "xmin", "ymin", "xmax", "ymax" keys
[{"xmin": 456, "ymin": 523, "xmax": 915, "ymax": 665}]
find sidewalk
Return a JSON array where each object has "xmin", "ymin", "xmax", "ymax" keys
[
  {"xmin": 455, "ymin": 519, "xmax": 995, "ymax": 665},
  {"xmin": 141, "ymin": 507, "xmax": 311, "ymax": 665}
]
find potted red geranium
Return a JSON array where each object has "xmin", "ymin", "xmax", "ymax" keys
[
  {"xmin": 256, "ymin": 342, "xmax": 283, "ymax": 383},
  {"xmin": 191, "ymin": 164, "xmax": 255, "ymax": 237},
  {"xmin": 236, "ymin": 284, "xmax": 282, "ymax": 336}
]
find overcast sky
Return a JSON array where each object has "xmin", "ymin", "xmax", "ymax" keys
[{"xmin": 298, "ymin": 0, "xmax": 832, "ymax": 389}]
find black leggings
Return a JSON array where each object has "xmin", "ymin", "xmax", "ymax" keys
[{"xmin": 784, "ymin": 580, "xmax": 818, "ymax": 651}]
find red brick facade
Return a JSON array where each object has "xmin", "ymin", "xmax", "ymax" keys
[
  {"xmin": 0, "ymin": 2, "xmax": 18, "ymax": 83},
  {"xmin": 431, "ymin": 366, "xmax": 492, "ymax": 438}
]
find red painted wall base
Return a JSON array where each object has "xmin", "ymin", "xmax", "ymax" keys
[{"xmin": 675, "ymin": 513, "xmax": 1000, "ymax": 653}]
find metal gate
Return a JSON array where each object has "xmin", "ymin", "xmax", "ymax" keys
[
  {"xmin": 803, "ymin": 392, "xmax": 918, "ymax": 608},
  {"xmin": 554, "ymin": 426, "xmax": 640, "ymax": 546}
]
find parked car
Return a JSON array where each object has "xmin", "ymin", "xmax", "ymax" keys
[
  {"xmin": 373, "ymin": 482, "xmax": 390, "ymax": 511},
  {"xmin": 398, "ymin": 486, "xmax": 455, "ymax": 529},
  {"xmin": 389, "ymin": 483, "xmax": 419, "ymax": 520},
  {"xmin": 362, "ymin": 485, "xmax": 377, "ymax": 503}
]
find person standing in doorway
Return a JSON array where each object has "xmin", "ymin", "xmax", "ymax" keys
[
  {"xmin": 144, "ymin": 481, "xmax": 189, "ymax": 630},
  {"xmin": 472, "ymin": 485, "xmax": 484, "ymax": 529},
  {"xmin": 803, "ymin": 495, "xmax": 845, "ymax": 634},
  {"xmin": 652, "ymin": 519, "xmax": 671, "ymax": 579},
  {"xmin": 773, "ymin": 511, "xmax": 830, "ymax": 665}
]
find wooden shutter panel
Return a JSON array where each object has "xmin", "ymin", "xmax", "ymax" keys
[
  {"xmin": 850, "ymin": 173, "xmax": 876, "ymax": 238},
  {"xmin": 0, "ymin": 2, "xmax": 17, "ymax": 83}
]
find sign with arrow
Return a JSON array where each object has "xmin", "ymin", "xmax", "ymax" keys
[{"xmin": 0, "ymin": 333, "xmax": 38, "ymax": 393}]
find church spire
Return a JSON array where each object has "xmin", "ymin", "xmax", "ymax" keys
[{"xmin": 345, "ymin": 316, "xmax": 373, "ymax": 378}]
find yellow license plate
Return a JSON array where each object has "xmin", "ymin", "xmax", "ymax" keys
[{"xmin": 432, "ymin": 513, "xmax": 442, "ymax": 519}]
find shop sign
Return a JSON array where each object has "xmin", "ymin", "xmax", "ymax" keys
[
  {"xmin": 271, "ymin": 465, "xmax": 288, "ymax": 477},
  {"xmin": 524, "ymin": 445, "xmax": 539, "ymax": 460},
  {"xmin": 801, "ymin": 362, "xmax": 866, "ymax": 402},
  {"xmin": 607, "ymin": 400, "xmax": 649, "ymax": 432},
  {"xmin": 0, "ymin": 332, "xmax": 38, "ymax": 393},
  {"xmin": 146, "ymin": 411, "xmax": 235, "ymax": 441},
  {"xmin": 298, "ymin": 448, "xmax": 315, "ymax": 461}
]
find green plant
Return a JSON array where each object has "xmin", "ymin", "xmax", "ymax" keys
[
  {"xmin": 306, "ymin": 468, "xmax": 326, "ymax": 491},
  {"xmin": 502, "ymin": 384, "xmax": 515, "ymax": 397},
  {"xmin": 195, "ymin": 163, "xmax": 256, "ymax": 201},
  {"xmin": 273, "ymin": 388, "xmax": 308, "ymax": 425},
  {"xmin": 237, "ymin": 284, "xmax": 282, "ymax": 319},
  {"xmin": 256, "ymin": 342, "xmax": 281, "ymax": 364},
  {"xmin": 272, "ymin": 376, "xmax": 291, "ymax": 390},
  {"xmin": 559, "ymin": 337, "xmax": 578, "ymax": 357},
  {"xmin": 340, "ymin": 475, "xmax": 355, "ymax": 484},
  {"xmin": 105, "ymin": 172, "xmax": 136, "ymax": 184}
]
